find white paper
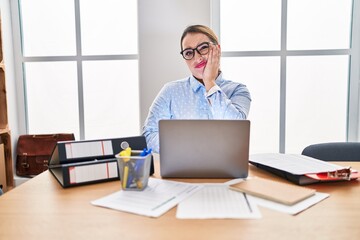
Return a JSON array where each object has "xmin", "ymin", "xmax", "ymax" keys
[
  {"xmin": 176, "ymin": 182, "xmax": 261, "ymax": 219},
  {"xmin": 249, "ymin": 192, "xmax": 329, "ymax": 215},
  {"xmin": 91, "ymin": 178, "xmax": 202, "ymax": 218},
  {"xmin": 250, "ymin": 153, "xmax": 345, "ymax": 175}
]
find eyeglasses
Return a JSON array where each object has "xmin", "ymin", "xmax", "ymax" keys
[{"xmin": 180, "ymin": 42, "xmax": 211, "ymax": 60}]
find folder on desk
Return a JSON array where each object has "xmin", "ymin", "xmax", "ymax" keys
[
  {"xmin": 48, "ymin": 136, "xmax": 154, "ymax": 188},
  {"xmin": 249, "ymin": 153, "xmax": 360, "ymax": 185}
]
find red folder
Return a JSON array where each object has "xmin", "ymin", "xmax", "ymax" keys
[{"xmin": 305, "ymin": 168, "xmax": 359, "ymax": 181}]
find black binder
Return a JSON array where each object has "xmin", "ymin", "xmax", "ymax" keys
[
  {"xmin": 249, "ymin": 153, "xmax": 359, "ymax": 185},
  {"xmin": 249, "ymin": 161, "xmax": 318, "ymax": 185},
  {"xmin": 48, "ymin": 136, "xmax": 154, "ymax": 188}
]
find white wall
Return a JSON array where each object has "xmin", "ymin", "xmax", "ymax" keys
[{"xmin": 138, "ymin": 0, "xmax": 211, "ymax": 126}]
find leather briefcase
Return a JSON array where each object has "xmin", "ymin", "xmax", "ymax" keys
[{"xmin": 16, "ymin": 133, "xmax": 75, "ymax": 177}]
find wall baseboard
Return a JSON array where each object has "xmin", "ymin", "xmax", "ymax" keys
[{"xmin": 14, "ymin": 176, "xmax": 29, "ymax": 187}]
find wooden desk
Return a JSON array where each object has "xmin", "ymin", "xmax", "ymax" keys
[{"xmin": 0, "ymin": 160, "xmax": 359, "ymax": 240}]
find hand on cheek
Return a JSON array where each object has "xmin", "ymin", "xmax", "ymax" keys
[{"xmin": 203, "ymin": 44, "xmax": 221, "ymax": 91}]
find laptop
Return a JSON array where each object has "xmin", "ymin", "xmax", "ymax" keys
[{"xmin": 159, "ymin": 119, "xmax": 250, "ymax": 178}]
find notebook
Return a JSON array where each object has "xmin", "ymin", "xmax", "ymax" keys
[
  {"xmin": 229, "ymin": 177, "xmax": 316, "ymax": 205},
  {"xmin": 159, "ymin": 119, "xmax": 250, "ymax": 178}
]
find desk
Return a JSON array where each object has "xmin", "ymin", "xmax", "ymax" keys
[{"xmin": 0, "ymin": 159, "xmax": 359, "ymax": 240}]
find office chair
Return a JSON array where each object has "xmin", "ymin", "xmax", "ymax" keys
[{"xmin": 301, "ymin": 142, "xmax": 360, "ymax": 161}]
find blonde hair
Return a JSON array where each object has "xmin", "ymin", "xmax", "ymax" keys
[{"xmin": 180, "ymin": 25, "xmax": 219, "ymax": 51}]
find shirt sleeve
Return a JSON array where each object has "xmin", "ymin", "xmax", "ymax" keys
[
  {"xmin": 142, "ymin": 85, "xmax": 171, "ymax": 153},
  {"xmin": 206, "ymin": 83, "xmax": 251, "ymax": 119}
]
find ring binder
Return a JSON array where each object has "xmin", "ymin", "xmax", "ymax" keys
[
  {"xmin": 249, "ymin": 153, "xmax": 359, "ymax": 185},
  {"xmin": 48, "ymin": 136, "xmax": 154, "ymax": 187}
]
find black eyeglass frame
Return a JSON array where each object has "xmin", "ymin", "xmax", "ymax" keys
[{"xmin": 180, "ymin": 42, "xmax": 211, "ymax": 60}]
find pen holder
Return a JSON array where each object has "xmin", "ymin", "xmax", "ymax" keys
[{"xmin": 115, "ymin": 150, "xmax": 152, "ymax": 191}]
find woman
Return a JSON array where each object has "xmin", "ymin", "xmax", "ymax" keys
[{"xmin": 142, "ymin": 25, "xmax": 251, "ymax": 153}]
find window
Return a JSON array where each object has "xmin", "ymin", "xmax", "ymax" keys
[
  {"xmin": 18, "ymin": 0, "xmax": 139, "ymax": 140},
  {"xmin": 218, "ymin": 0, "xmax": 357, "ymax": 154}
]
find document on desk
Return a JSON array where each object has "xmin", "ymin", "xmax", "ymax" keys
[
  {"xmin": 250, "ymin": 153, "xmax": 345, "ymax": 175},
  {"xmin": 176, "ymin": 182, "xmax": 261, "ymax": 219},
  {"xmin": 91, "ymin": 178, "xmax": 202, "ymax": 218},
  {"xmin": 249, "ymin": 192, "xmax": 329, "ymax": 215}
]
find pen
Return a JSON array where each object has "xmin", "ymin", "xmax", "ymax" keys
[
  {"xmin": 243, "ymin": 193, "xmax": 253, "ymax": 213},
  {"xmin": 127, "ymin": 162, "xmax": 136, "ymax": 188},
  {"xmin": 135, "ymin": 148, "xmax": 152, "ymax": 189},
  {"xmin": 140, "ymin": 148, "xmax": 152, "ymax": 156},
  {"xmin": 120, "ymin": 147, "xmax": 131, "ymax": 189},
  {"xmin": 140, "ymin": 148, "xmax": 147, "ymax": 156},
  {"xmin": 122, "ymin": 165, "xmax": 129, "ymax": 189}
]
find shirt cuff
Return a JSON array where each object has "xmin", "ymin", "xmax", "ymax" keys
[{"xmin": 206, "ymin": 85, "xmax": 221, "ymax": 97}]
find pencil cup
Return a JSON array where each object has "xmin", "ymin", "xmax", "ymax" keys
[{"xmin": 116, "ymin": 150, "xmax": 152, "ymax": 191}]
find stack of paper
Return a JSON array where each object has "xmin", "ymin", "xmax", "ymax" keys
[
  {"xmin": 176, "ymin": 183, "xmax": 261, "ymax": 219},
  {"xmin": 91, "ymin": 177, "xmax": 330, "ymax": 218},
  {"xmin": 91, "ymin": 178, "xmax": 201, "ymax": 217},
  {"xmin": 91, "ymin": 178, "xmax": 262, "ymax": 219}
]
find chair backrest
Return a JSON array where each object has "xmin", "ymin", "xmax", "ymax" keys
[{"xmin": 301, "ymin": 142, "xmax": 360, "ymax": 161}]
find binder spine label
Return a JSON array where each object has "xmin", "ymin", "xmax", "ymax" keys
[
  {"xmin": 65, "ymin": 140, "xmax": 113, "ymax": 159},
  {"xmin": 69, "ymin": 162, "xmax": 118, "ymax": 184}
]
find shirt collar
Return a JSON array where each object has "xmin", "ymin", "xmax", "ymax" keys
[{"xmin": 189, "ymin": 72, "xmax": 224, "ymax": 93}]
